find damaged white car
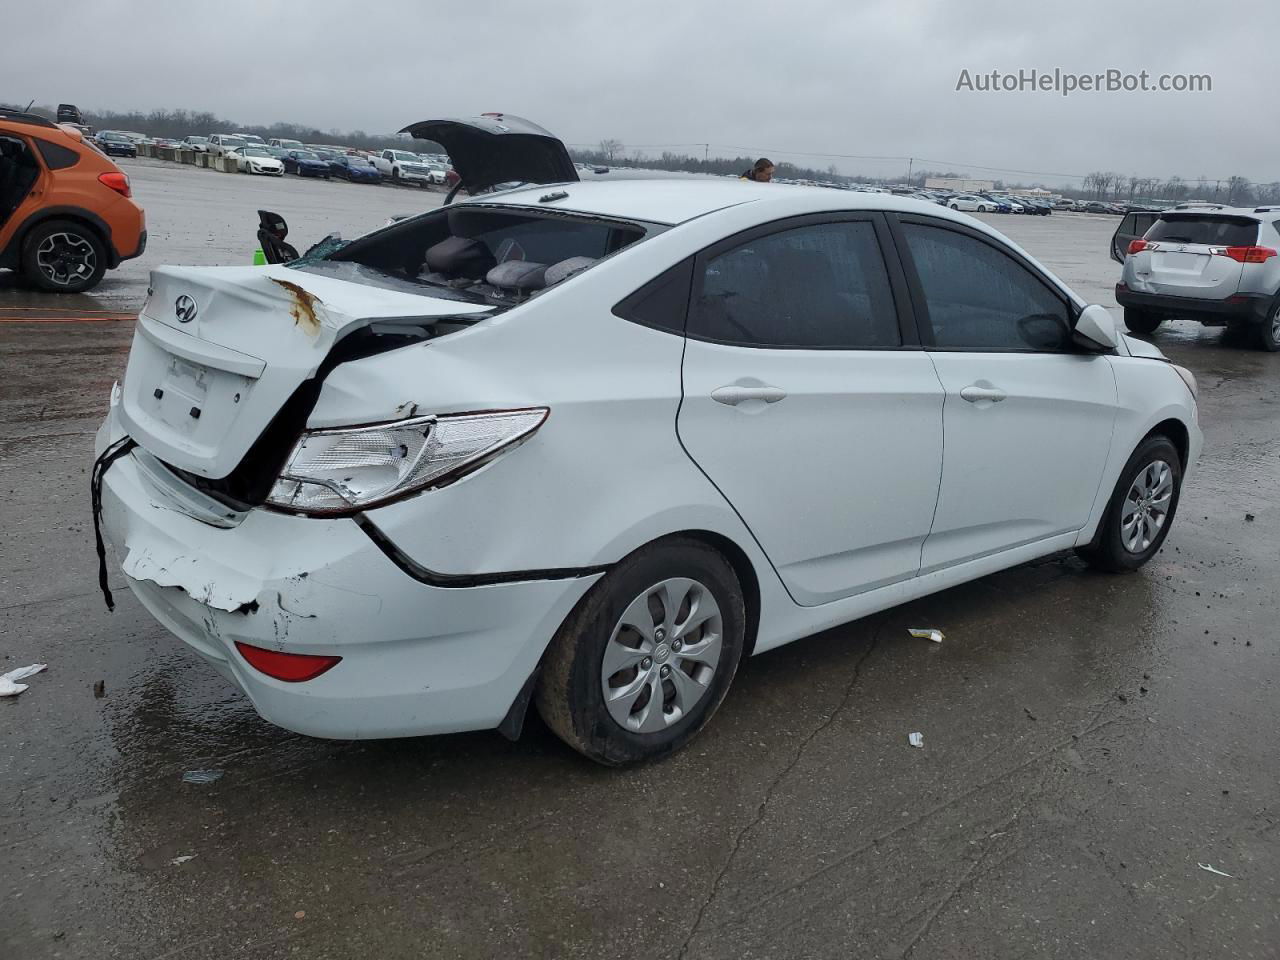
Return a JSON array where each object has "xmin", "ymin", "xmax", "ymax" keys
[{"xmin": 95, "ymin": 115, "xmax": 1202, "ymax": 765}]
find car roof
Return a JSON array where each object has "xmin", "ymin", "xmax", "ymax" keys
[{"xmin": 464, "ymin": 178, "xmax": 1016, "ymax": 227}]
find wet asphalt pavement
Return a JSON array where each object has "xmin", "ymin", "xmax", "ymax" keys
[{"xmin": 2, "ymin": 162, "xmax": 1277, "ymax": 959}]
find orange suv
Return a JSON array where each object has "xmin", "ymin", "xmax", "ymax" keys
[{"xmin": 0, "ymin": 109, "xmax": 146, "ymax": 293}]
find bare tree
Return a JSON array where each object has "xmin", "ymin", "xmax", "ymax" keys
[
  {"xmin": 1226, "ymin": 176, "xmax": 1253, "ymax": 205},
  {"xmin": 598, "ymin": 139, "xmax": 623, "ymax": 162}
]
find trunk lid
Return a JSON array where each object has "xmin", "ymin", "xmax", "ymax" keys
[
  {"xmin": 400, "ymin": 114, "xmax": 578, "ymax": 194},
  {"xmin": 119, "ymin": 264, "xmax": 489, "ymax": 478}
]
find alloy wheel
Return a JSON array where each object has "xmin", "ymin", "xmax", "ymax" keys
[
  {"xmin": 1121, "ymin": 459, "xmax": 1173, "ymax": 553},
  {"xmin": 600, "ymin": 577, "xmax": 723, "ymax": 733},
  {"xmin": 35, "ymin": 232, "xmax": 97, "ymax": 287}
]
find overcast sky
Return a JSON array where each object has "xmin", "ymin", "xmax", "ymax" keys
[{"xmin": 3, "ymin": 0, "xmax": 1274, "ymax": 186}]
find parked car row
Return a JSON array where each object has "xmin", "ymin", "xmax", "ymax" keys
[
  {"xmin": 87, "ymin": 129, "xmax": 456, "ymax": 189},
  {"xmin": 906, "ymin": 190, "xmax": 1055, "ymax": 215}
]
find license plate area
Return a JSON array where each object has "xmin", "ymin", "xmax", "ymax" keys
[{"xmin": 153, "ymin": 356, "xmax": 211, "ymax": 427}]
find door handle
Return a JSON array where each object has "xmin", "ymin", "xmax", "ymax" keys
[
  {"xmin": 960, "ymin": 385, "xmax": 1006, "ymax": 403},
  {"xmin": 711, "ymin": 384, "xmax": 787, "ymax": 406}
]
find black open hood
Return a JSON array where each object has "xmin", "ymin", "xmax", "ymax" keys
[{"xmin": 400, "ymin": 114, "xmax": 579, "ymax": 194}]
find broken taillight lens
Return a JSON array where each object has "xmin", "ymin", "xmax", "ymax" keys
[
  {"xmin": 266, "ymin": 408, "xmax": 550, "ymax": 515},
  {"xmin": 234, "ymin": 642, "xmax": 341, "ymax": 682},
  {"xmin": 98, "ymin": 172, "xmax": 131, "ymax": 198}
]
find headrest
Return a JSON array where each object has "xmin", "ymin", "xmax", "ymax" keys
[
  {"xmin": 485, "ymin": 260, "xmax": 548, "ymax": 292},
  {"xmin": 424, "ymin": 236, "xmax": 496, "ymax": 280},
  {"xmin": 545, "ymin": 256, "xmax": 596, "ymax": 286}
]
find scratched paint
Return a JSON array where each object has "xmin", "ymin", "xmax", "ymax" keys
[{"xmin": 268, "ymin": 277, "xmax": 324, "ymax": 336}]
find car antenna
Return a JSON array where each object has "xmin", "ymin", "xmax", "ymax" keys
[{"xmin": 23, "ymin": 99, "xmax": 35, "ymax": 112}]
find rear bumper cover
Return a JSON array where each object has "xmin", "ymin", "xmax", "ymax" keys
[
  {"xmin": 1116, "ymin": 284, "xmax": 1272, "ymax": 324},
  {"xmin": 94, "ymin": 406, "xmax": 599, "ymax": 740}
]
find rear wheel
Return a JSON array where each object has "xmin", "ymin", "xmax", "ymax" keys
[
  {"xmin": 1124, "ymin": 307, "xmax": 1163, "ymax": 334},
  {"xmin": 1258, "ymin": 303, "xmax": 1280, "ymax": 352},
  {"xmin": 21, "ymin": 220, "xmax": 107, "ymax": 293},
  {"xmin": 536, "ymin": 538, "xmax": 745, "ymax": 766},
  {"xmin": 949, "ymin": 203, "xmax": 959, "ymax": 210},
  {"xmin": 1077, "ymin": 435, "xmax": 1182, "ymax": 572}
]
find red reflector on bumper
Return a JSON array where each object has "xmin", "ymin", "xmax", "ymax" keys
[{"xmin": 234, "ymin": 642, "xmax": 341, "ymax": 682}]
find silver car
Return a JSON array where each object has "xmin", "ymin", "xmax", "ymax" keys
[{"xmin": 1117, "ymin": 203, "xmax": 1280, "ymax": 350}]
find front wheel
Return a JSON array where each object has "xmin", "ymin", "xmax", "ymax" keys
[
  {"xmin": 536, "ymin": 538, "xmax": 746, "ymax": 766},
  {"xmin": 949, "ymin": 203, "xmax": 959, "ymax": 210},
  {"xmin": 1124, "ymin": 307, "xmax": 1163, "ymax": 334},
  {"xmin": 978, "ymin": 205, "xmax": 989, "ymax": 212},
  {"xmin": 1077, "ymin": 435, "xmax": 1182, "ymax": 572}
]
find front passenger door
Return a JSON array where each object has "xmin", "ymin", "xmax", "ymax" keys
[{"xmin": 896, "ymin": 218, "xmax": 1118, "ymax": 573}]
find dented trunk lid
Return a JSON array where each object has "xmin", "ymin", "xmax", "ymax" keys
[{"xmin": 119, "ymin": 264, "xmax": 490, "ymax": 478}]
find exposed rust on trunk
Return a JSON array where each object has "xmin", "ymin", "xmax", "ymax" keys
[{"xmin": 269, "ymin": 278, "xmax": 323, "ymax": 335}]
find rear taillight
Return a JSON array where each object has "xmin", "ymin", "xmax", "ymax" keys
[
  {"xmin": 1217, "ymin": 245, "xmax": 1277, "ymax": 263},
  {"xmin": 98, "ymin": 172, "xmax": 131, "ymax": 198},
  {"xmin": 1128, "ymin": 239, "xmax": 1149, "ymax": 255},
  {"xmin": 234, "ymin": 642, "xmax": 341, "ymax": 682}
]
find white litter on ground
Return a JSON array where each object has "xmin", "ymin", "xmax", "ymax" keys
[
  {"xmin": 170, "ymin": 855, "xmax": 197, "ymax": 865},
  {"xmin": 1198, "ymin": 862, "xmax": 1234, "ymax": 878},
  {"xmin": 908, "ymin": 732, "xmax": 924, "ymax": 748},
  {"xmin": 908, "ymin": 628, "xmax": 944, "ymax": 643},
  {"xmin": 0, "ymin": 664, "xmax": 48, "ymax": 697}
]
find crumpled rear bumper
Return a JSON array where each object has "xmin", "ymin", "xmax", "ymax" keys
[{"xmin": 94, "ymin": 406, "xmax": 596, "ymax": 739}]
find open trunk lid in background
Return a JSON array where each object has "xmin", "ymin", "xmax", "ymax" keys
[
  {"xmin": 400, "ymin": 114, "xmax": 579, "ymax": 194},
  {"xmin": 118, "ymin": 264, "xmax": 489, "ymax": 478}
]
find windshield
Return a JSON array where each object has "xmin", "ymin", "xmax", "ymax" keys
[
  {"xmin": 239, "ymin": 147, "xmax": 269, "ymax": 157},
  {"xmin": 221, "ymin": 137, "xmax": 247, "ymax": 147},
  {"xmin": 1147, "ymin": 215, "xmax": 1259, "ymax": 246},
  {"xmin": 102, "ymin": 133, "xmax": 126, "ymax": 141},
  {"xmin": 348, "ymin": 156, "xmax": 373, "ymax": 166},
  {"xmin": 292, "ymin": 150, "xmax": 319, "ymax": 160},
  {"xmin": 392, "ymin": 152, "xmax": 418, "ymax": 161},
  {"xmin": 241, "ymin": 135, "xmax": 264, "ymax": 143},
  {"xmin": 187, "ymin": 136, "xmax": 207, "ymax": 143}
]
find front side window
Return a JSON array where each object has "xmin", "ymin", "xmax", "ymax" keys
[
  {"xmin": 902, "ymin": 222, "xmax": 1070, "ymax": 352},
  {"xmin": 687, "ymin": 220, "xmax": 900, "ymax": 348}
]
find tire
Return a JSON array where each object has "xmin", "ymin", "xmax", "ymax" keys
[
  {"xmin": 1258, "ymin": 302, "xmax": 1280, "ymax": 352},
  {"xmin": 978, "ymin": 205, "xmax": 989, "ymax": 212},
  {"xmin": 536, "ymin": 538, "xmax": 746, "ymax": 766},
  {"xmin": 1124, "ymin": 307, "xmax": 1163, "ymax": 334},
  {"xmin": 1076, "ymin": 435, "xmax": 1182, "ymax": 573},
  {"xmin": 21, "ymin": 219, "xmax": 108, "ymax": 293},
  {"xmin": 949, "ymin": 203, "xmax": 959, "ymax": 210},
  {"xmin": 392, "ymin": 168, "xmax": 400, "ymax": 183}
]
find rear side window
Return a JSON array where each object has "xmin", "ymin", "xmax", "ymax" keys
[
  {"xmin": 34, "ymin": 138, "xmax": 80, "ymax": 170},
  {"xmin": 688, "ymin": 220, "xmax": 900, "ymax": 348},
  {"xmin": 613, "ymin": 260, "xmax": 693, "ymax": 334},
  {"xmin": 902, "ymin": 223, "xmax": 1070, "ymax": 352},
  {"xmin": 1147, "ymin": 215, "xmax": 1258, "ymax": 246}
]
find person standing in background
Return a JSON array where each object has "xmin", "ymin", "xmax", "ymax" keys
[{"xmin": 740, "ymin": 157, "xmax": 775, "ymax": 182}]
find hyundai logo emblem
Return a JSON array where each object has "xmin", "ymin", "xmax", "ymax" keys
[{"xmin": 174, "ymin": 295, "xmax": 197, "ymax": 323}]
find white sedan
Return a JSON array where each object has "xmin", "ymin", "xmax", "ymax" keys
[
  {"xmin": 230, "ymin": 146, "xmax": 284, "ymax": 176},
  {"xmin": 94, "ymin": 115, "xmax": 1200, "ymax": 766},
  {"xmin": 947, "ymin": 194, "xmax": 995, "ymax": 212}
]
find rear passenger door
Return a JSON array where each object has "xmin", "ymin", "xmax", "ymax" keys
[
  {"xmin": 893, "ymin": 216, "xmax": 1117, "ymax": 573},
  {"xmin": 675, "ymin": 214, "xmax": 945, "ymax": 606}
]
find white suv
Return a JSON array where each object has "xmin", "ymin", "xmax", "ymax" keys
[
  {"xmin": 1118, "ymin": 203, "xmax": 1280, "ymax": 350},
  {"xmin": 373, "ymin": 149, "xmax": 436, "ymax": 186},
  {"xmin": 94, "ymin": 116, "xmax": 1201, "ymax": 765}
]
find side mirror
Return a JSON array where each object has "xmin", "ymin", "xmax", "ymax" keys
[{"xmin": 1073, "ymin": 304, "xmax": 1120, "ymax": 352}]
